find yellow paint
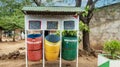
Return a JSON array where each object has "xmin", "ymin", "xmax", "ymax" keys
[{"xmin": 45, "ymin": 39, "xmax": 60, "ymax": 61}]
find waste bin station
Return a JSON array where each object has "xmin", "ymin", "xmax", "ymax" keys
[{"xmin": 22, "ymin": 7, "xmax": 82, "ymax": 67}]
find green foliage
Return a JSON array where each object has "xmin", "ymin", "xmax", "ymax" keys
[
  {"xmin": 104, "ymin": 40, "xmax": 120, "ymax": 59},
  {"xmin": 0, "ymin": 0, "xmax": 31, "ymax": 31},
  {"xmin": 79, "ymin": 21, "xmax": 89, "ymax": 32},
  {"xmin": 79, "ymin": 6, "xmax": 90, "ymax": 32},
  {"xmin": 62, "ymin": 30, "xmax": 77, "ymax": 37},
  {"xmin": 55, "ymin": 31, "xmax": 60, "ymax": 36},
  {"xmin": 0, "ymin": 9, "xmax": 24, "ymax": 31},
  {"xmin": 82, "ymin": 6, "xmax": 90, "ymax": 17}
]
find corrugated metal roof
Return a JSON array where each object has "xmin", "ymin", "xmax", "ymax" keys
[{"xmin": 22, "ymin": 7, "xmax": 83, "ymax": 15}]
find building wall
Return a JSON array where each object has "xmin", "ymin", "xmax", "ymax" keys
[
  {"xmin": 25, "ymin": 15, "xmax": 79, "ymax": 30},
  {"xmin": 90, "ymin": 3, "xmax": 120, "ymax": 46}
]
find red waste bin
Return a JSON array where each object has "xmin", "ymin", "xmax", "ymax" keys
[
  {"xmin": 28, "ymin": 50, "xmax": 42, "ymax": 61},
  {"xmin": 27, "ymin": 34, "xmax": 43, "ymax": 61}
]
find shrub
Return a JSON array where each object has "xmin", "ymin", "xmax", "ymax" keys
[
  {"xmin": 62, "ymin": 30, "xmax": 77, "ymax": 37},
  {"xmin": 104, "ymin": 40, "xmax": 120, "ymax": 59}
]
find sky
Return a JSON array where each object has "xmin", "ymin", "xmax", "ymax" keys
[
  {"xmin": 43, "ymin": 0, "xmax": 120, "ymax": 8},
  {"xmin": 95, "ymin": 0, "xmax": 120, "ymax": 8},
  {"xmin": 0, "ymin": 0, "xmax": 120, "ymax": 8}
]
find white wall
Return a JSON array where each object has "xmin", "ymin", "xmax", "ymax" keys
[{"xmin": 25, "ymin": 15, "xmax": 79, "ymax": 30}]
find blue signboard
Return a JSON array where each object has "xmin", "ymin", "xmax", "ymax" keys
[
  {"xmin": 64, "ymin": 21, "xmax": 75, "ymax": 30},
  {"xmin": 47, "ymin": 21, "xmax": 58, "ymax": 29},
  {"xmin": 29, "ymin": 21, "xmax": 41, "ymax": 29}
]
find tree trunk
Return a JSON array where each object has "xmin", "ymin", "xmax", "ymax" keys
[
  {"xmin": 13, "ymin": 30, "xmax": 16, "ymax": 42},
  {"xmin": 82, "ymin": 21, "xmax": 92, "ymax": 51},
  {"xmin": 82, "ymin": 31, "xmax": 91, "ymax": 51},
  {"xmin": 0, "ymin": 29, "xmax": 2, "ymax": 42},
  {"xmin": 75, "ymin": 0, "xmax": 82, "ymax": 7},
  {"xmin": 33, "ymin": 0, "xmax": 41, "ymax": 6},
  {"xmin": 76, "ymin": 0, "xmax": 98, "ymax": 51}
]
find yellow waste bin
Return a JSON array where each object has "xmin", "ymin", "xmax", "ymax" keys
[
  {"xmin": 45, "ymin": 34, "xmax": 60, "ymax": 61},
  {"xmin": 45, "ymin": 51, "xmax": 59, "ymax": 61}
]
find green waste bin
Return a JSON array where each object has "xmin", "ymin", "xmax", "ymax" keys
[{"xmin": 62, "ymin": 37, "xmax": 77, "ymax": 61}]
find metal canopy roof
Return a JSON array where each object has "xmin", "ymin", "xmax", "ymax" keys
[{"xmin": 22, "ymin": 7, "xmax": 83, "ymax": 15}]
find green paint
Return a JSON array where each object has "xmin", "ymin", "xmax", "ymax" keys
[
  {"xmin": 22, "ymin": 7, "xmax": 83, "ymax": 12},
  {"xmin": 62, "ymin": 37, "xmax": 77, "ymax": 61},
  {"xmin": 99, "ymin": 61, "xmax": 109, "ymax": 67}
]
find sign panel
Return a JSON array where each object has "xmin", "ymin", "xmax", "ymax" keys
[
  {"xmin": 29, "ymin": 21, "xmax": 41, "ymax": 29},
  {"xmin": 64, "ymin": 21, "xmax": 75, "ymax": 30},
  {"xmin": 47, "ymin": 21, "xmax": 58, "ymax": 29}
]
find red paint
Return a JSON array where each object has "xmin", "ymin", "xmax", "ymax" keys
[
  {"xmin": 73, "ymin": 15, "xmax": 78, "ymax": 19},
  {"xmin": 28, "ymin": 50, "xmax": 42, "ymax": 61},
  {"xmin": 27, "ymin": 36, "xmax": 43, "ymax": 51}
]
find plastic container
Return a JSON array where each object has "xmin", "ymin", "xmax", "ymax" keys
[
  {"xmin": 27, "ymin": 34, "xmax": 42, "ymax": 50},
  {"xmin": 62, "ymin": 37, "xmax": 77, "ymax": 49},
  {"xmin": 45, "ymin": 39, "xmax": 60, "ymax": 52},
  {"xmin": 62, "ymin": 37, "xmax": 77, "ymax": 61},
  {"xmin": 62, "ymin": 49, "xmax": 77, "ymax": 61},
  {"xmin": 45, "ymin": 34, "xmax": 60, "ymax": 61},
  {"xmin": 45, "ymin": 52, "xmax": 59, "ymax": 61},
  {"xmin": 27, "ymin": 34, "xmax": 43, "ymax": 61},
  {"xmin": 28, "ymin": 50, "xmax": 42, "ymax": 61}
]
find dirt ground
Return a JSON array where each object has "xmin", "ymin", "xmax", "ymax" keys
[{"xmin": 0, "ymin": 40, "xmax": 97, "ymax": 67}]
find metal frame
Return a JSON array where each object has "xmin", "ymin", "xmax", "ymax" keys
[{"xmin": 25, "ymin": 17, "xmax": 79, "ymax": 67}]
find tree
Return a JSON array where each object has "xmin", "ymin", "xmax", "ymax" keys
[
  {"xmin": 0, "ymin": 18, "xmax": 6, "ymax": 42},
  {"xmin": 33, "ymin": 0, "xmax": 57, "ymax": 6},
  {"xmin": 0, "ymin": 27, "xmax": 4, "ymax": 42},
  {"xmin": 76, "ymin": 0, "xmax": 99, "ymax": 52},
  {"xmin": 11, "ymin": 10, "xmax": 24, "ymax": 42},
  {"xmin": 3, "ymin": 9, "xmax": 24, "ymax": 42},
  {"xmin": 33, "ymin": 0, "xmax": 41, "ymax": 6},
  {"xmin": 0, "ymin": 0, "xmax": 31, "ymax": 42},
  {"xmin": 75, "ymin": 0, "xmax": 82, "ymax": 7}
]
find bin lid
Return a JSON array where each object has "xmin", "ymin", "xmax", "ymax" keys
[
  {"xmin": 27, "ymin": 34, "xmax": 42, "ymax": 38},
  {"xmin": 46, "ymin": 34, "xmax": 60, "ymax": 43}
]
